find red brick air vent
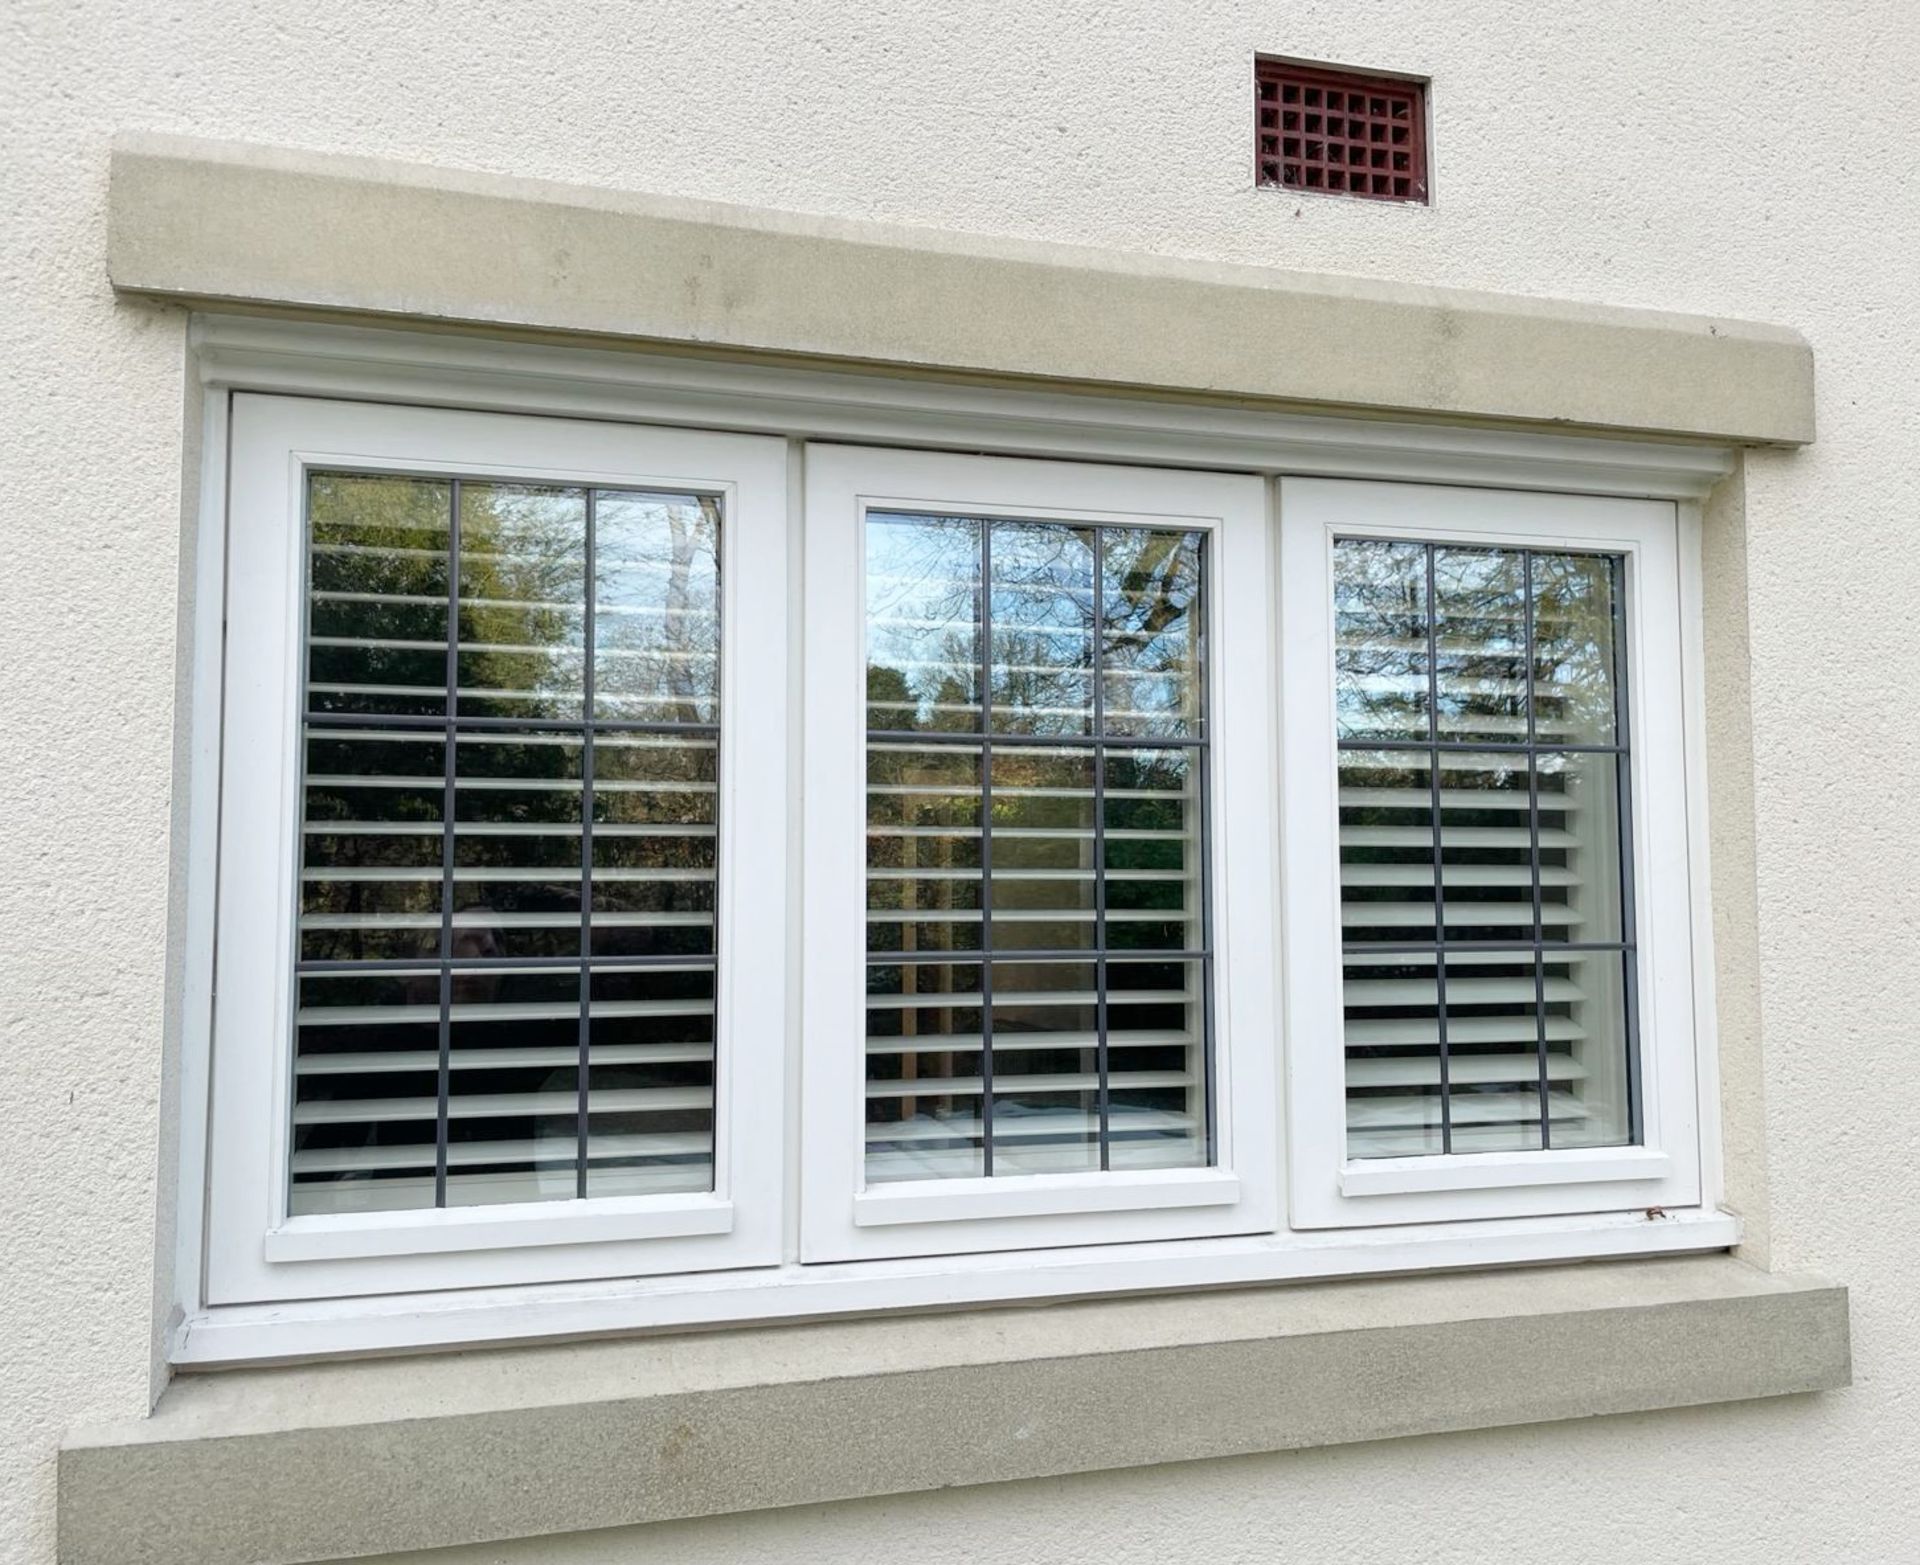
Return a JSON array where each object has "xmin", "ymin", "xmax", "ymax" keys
[{"xmin": 1255, "ymin": 60, "xmax": 1428, "ymax": 203}]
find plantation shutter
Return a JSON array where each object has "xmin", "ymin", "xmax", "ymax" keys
[
  {"xmin": 1333, "ymin": 538, "xmax": 1637, "ymax": 1158},
  {"xmin": 861, "ymin": 512, "xmax": 1213, "ymax": 1181},
  {"xmin": 291, "ymin": 473, "xmax": 724, "ymax": 1213}
]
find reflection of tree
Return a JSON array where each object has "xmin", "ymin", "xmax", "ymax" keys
[
  {"xmin": 864, "ymin": 517, "xmax": 1202, "ymax": 738},
  {"xmin": 1335, "ymin": 541, "xmax": 1618, "ymax": 743}
]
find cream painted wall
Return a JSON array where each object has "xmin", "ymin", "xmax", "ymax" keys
[{"xmin": 2, "ymin": 2, "xmax": 1916, "ymax": 1561}]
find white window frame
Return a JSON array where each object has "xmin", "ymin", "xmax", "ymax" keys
[
  {"xmin": 1277, "ymin": 479, "xmax": 1702, "ymax": 1227},
  {"xmin": 170, "ymin": 316, "xmax": 1737, "ymax": 1363},
  {"xmin": 799, "ymin": 445, "xmax": 1278, "ymax": 1261},
  {"xmin": 204, "ymin": 394, "xmax": 791, "ymax": 1304}
]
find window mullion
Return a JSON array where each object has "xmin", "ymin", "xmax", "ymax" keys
[
  {"xmin": 576, "ymin": 489, "xmax": 597, "ymax": 1200},
  {"xmin": 434, "ymin": 477, "xmax": 462, "ymax": 1209},
  {"xmin": 977, "ymin": 517, "xmax": 995, "ymax": 1178}
]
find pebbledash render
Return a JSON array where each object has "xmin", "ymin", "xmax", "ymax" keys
[{"xmin": 7, "ymin": 5, "xmax": 1919, "ymax": 1563}]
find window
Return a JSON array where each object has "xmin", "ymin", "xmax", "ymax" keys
[
  {"xmin": 1255, "ymin": 59, "xmax": 1430, "ymax": 203},
  {"xmin": 799, "ymin": 446, "xmax": 1276, "ymax": 1260},
  {"xmin": 205, "ymin": 396, "xmax": 789, "ymax": 1303},
  {"xmin": 859, "ymin": 511, "xmax": 1212, "ymax": 1183},
  {"xmin": 191, "ymin": 358, "xmax": 1715, "ymax": 1343},
  {"xmin": 1278, "ymin": 479, "xmax": 1701, "ymax": 1226},
  {"xmin": 1332, "ymin": 539, "xmax": 1636, "ymax": 1160},
  {"xmin": 293, "ymin": 475, "xmax": 726, "ymax": 1216}
]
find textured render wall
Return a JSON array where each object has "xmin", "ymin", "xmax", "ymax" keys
[{"xmin": 0, "ymin": 2, "xmax": 1914, "ymax": 1562}]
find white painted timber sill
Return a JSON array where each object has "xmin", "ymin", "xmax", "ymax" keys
[{"xmin": 60, "ymin": 1257, "xmax": 1847, "ymax": 1565}]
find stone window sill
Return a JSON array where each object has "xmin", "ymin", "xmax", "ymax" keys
[{"xmin": 59, "ymin": 1254, "xmax": 1848, "ymax": 1565}]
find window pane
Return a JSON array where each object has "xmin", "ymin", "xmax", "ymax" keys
[
  {"xmin": 863, "ymin": 514, "xmax": 1212, "ymax": 1181},
  {"xmin": 1102, "ymin": 529, "xmax": 1204, "ymax": 739},
  {"xmin": 1334, "ymin": 538, "xmax": 1635, "ymax": 1158},
  {"xmin": 866, "ymin": 513, "xmax": 982, "ymax": 733},
  {"xmin": 865, "ymin": 960, "xmax": 986, "ymax": 1183},
  {"xmin": 1533, "ymin": 551, "xmax": 1621, "ymax": 745},
  {"xmin": 291, "ymin": 472, "xmax": 722, "ymax": 1217},
  {"xmin": 306, "ymin": 474, "xmax": 453, "ymax": 719},
  {"xmin": 455, "ymin": 484, "xmax": 586, "ymax": 722},
  {"xmin": 990, "ymin": 521, "xmax": 1095, "ymax": 736},
  {"xmin": 594, "ymin": 491, "xmax": 720, "ymax": 724},
  {"xmin": 1334, "ymin": 536, "xmax": 1428, "ymax": 741}
]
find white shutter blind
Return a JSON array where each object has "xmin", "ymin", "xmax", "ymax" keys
[
  {"xmin": 293, "ymin": 474, "xmax": 723, "ymax": 1213},
  {"xmin": 862, "ymin": 513, "xmax": 1211, "ymax": 1181},
  {"xmin": 1334, "ymin": 539, "xmax": 1636, "ymax": 1158}
]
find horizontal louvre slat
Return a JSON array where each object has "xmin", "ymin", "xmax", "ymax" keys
[
  {"xmin": 1344, "ymin": 976, "xmax": 1584, "ymax": 1005},
  {"xmin": 1339, "ymin": 786, "xmax": 1576, "ymax": 811},
  {"xmin": 311, "ymin": 636, "xmax": 713, "ymax": 662},
  {"xmin": 1340, "ymin": 825, "xmax": 1576, "ymax": 847},
  {"xmin": 868, "ymin": 1030, "xmax": 1195, "ymax": 1054},
  {"xmin": 298, "ymin": 997, "xmax": 714, "ymax": 1026},
  {"xmin": 300, "ymin": 911, "xmax": 713, "ymax": 930},
  {"xmin": 865, "ymin": 1140, "xmax": 1201, "ymax": 1180},
  {"xmin": 870, "ymin": 826, "xmax": 1184, "ymax": 841},
  {"xmin": 1348, "ymin": 1089, "xmax": 1588, "ymax": 1130},
  {"xmin": 297, "ymin": 1043, "xmax": 713, "ymax": 1075},
  {"xmin": 291, "ymin": 1131, "xmax": 712, "ymax": 1175},
  {"xmin": 867, "ymin": 989, "xmax": 1191, "ymax": 1011},
  {"xmin": 294, "ymin": 1085, "xmax": 711, "ymax": 1126},
  {"xmin": 866, "ymin": 1070, "xmax": 1192, "ymax": 1099},
  {"xmin": 1346, "ymin": 1054, "xmax": 1586, "ymax": 1088},
  {"xmin": 867, "ymin": 784, "xmax": 1187, "ymax": 801},
  {"xmin": 1349, "ymin": 1124, "xmax": 1578, "ymax": 1158},
  {"xmin": 867, "ymin": 868, "xmax": 1187, "ymax": 882},
  {"xmin": 305, "ymin": 775, "xmax": 714, "ymax": 793},
  {"xmin": 303, "ymin": 822, "xmax": 713, "ymax": 837},
  {"xmin": 1343, "ymin": 1015, "xmax": 1583, "ymax": 1046},
  {"xmin": 304, "ymin": 866, "xmax": 713, "ymax": 883},
  {"xmin": 866, "ymin": 1108, "xmax": 1197, "ymax": 1145},
  {"xmin": 864, "ymin": 908, "xmax": 1188, "ymax": 924},
  {"xmin": 1341, "ymin": 903, "xmax": 1581, "ymax": 927},
  {"xmin": 1342, "ymin": 864, "xmax": 1576, "ymax": 888},
  {"xmin": 1340, "ymin": 949, "xmax": 1600, "ymax": 970},
  {"xmin": 312, "ymin": 590, "xmax": 715, "ymax": 619}
]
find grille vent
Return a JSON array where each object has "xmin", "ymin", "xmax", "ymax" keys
[{"xmin": 1256, "ymin": 61, "xmax": 1428, "ymax": 203}]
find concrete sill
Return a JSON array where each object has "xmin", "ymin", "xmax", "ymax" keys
[{"xmin": 59, "ymin": 1255, "xmax": 1848, "ymax": 1565}]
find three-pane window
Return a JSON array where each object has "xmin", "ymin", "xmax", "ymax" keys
[{"xmin": 201, "ymin": 398, "xmax": 1702, "ymax": 1315}]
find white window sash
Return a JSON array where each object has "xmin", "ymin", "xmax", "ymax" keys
[
  {"xmin": 206, "ymin": 395, "xmax": 791, "ymax": 1304},
  {"xmin": 798, "ymin": 444, "xmax": 1279, "ymax": 1263},
  {"xmin": 1276, "ymin": 478, "xmax": 1703, "ymax": 1228}
]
